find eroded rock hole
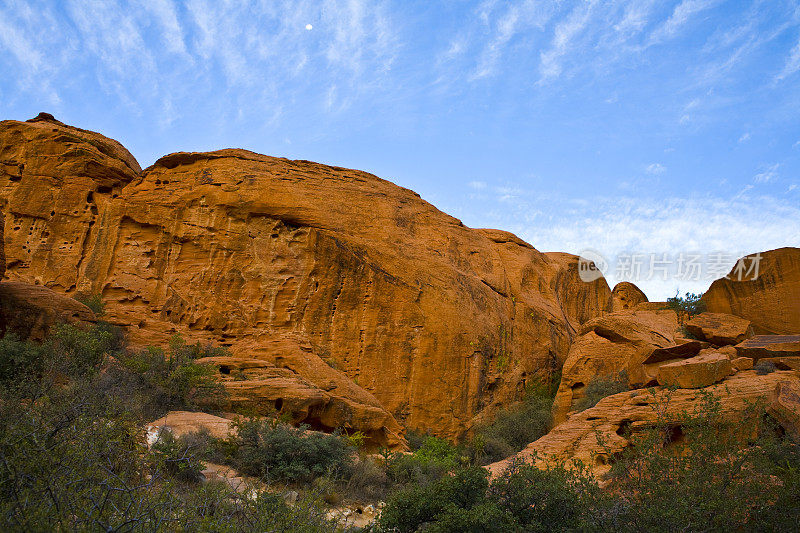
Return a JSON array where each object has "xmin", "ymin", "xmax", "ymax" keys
[
  {"xmin": 664, "ymin": 425, "xmax": 686, "ymax": 447},
  {"xmin": 219, "ymin": 365, "xmax": 231, "ymax": 375}
]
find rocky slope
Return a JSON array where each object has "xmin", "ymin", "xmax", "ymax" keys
[
  {"xmin": 0, "ymin": 113, "xmax": 613, "ymax": 443},
  {"xmin": 488, "ymin": 370, "xmax": 800, "ymax": 479}
]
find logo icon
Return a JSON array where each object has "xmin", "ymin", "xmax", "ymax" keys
[{"xmin": 577, "ymin": 249, "xmax": 608, "ymax": 282}]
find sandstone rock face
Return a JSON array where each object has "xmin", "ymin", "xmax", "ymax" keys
[
  {"xmin": 685, "ymin": 312, "xmax": 753, "ymax": 345},
  {"xmin": 768, "ymin": 380, "xmax": 800, "ymax": 441},
  {"xmin": 488, "ymin": 371, "xmax": 800, "ymax": 479},
  {"xmin": 0, "ymin": 115, "xmax": 612, "ymax": 442},
  {"xmin": 611, "ymin": 282, "xmax": 648, "ymax": 312},
  {"xmin": 732, "ymin": 357, "xmax": 754, "ymax": 371},
  {"xmin": 734, "ymin": 335, "xmax": 800, "ymax": 361},
  {"xmin": 656, "ymin": 352, "xmax": 733, "ymax": 389},
  {"xmin": 0, "ymin": 280, "xmax": 96, "ymax": 341},
  {"xmin": 703, "ymin": 248, "xmax": 800, "ymax": 335},
  {"xmin": 552, "ymin": 309, "xmax": 682, "ymax": 424}
]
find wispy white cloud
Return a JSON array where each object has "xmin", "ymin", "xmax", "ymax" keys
[
  {"xmin": 645, "ymin": 163, "xmax": 666, "ymax": 174},
  {"xmin": 470, "ymin": 0, "xmax": 557, "ymax": 80},
  {"xmin": 649, "ymin": 0, "xmax": 720, "ymax": 44},
  {"xmin": 738, "ymin": 132, "xmax": 751, "ymax": 143},
  {"xmin": 539, "ymin": 1, "xmax": 598, "ymax": 81},
  {"xmin": 776, "ymin": 37, "xmax": 800, "ymax": 81},
  {"xmin": 753, "ymin": 163, "xmax": 779, "ymax": 183}
]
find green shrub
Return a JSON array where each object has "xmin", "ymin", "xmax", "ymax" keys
[
  {"xmin": 754, "ymin": 360, "xmax": 777, "ymax": 375},
  {"xmin": 606, "ymin": 390, "xmax": 800, "ymax": 531},
  {"xmin": 378, "ymin": 467, "xmax": 500, "ymax": 532},
  {"xmin": 574, "ymin": 370, "xmax": 629, "ymax": 412},
  {"xmin": 231, "ymin": 418, "xmax": 353, "ymax": 483},
  {"xmin": 665, "ymin": 291, "xmax": 707, "ymax": 318},
  {"xmin": 0, "ymin": 334, "xmax": 46, "ymax": 388},
  {"xmin": 150, "ymin": 429, "xmax": 206, "ymax": 483},
  {"xmin": 74, "ymin": 293, "xmax": 105, "ymax": 315},
  {"xmin": 115, "ymin": 335, "xmax": 227, "ymax": 415},
  {"xmin": 472, "ymin": 380, "xmax": 554, "ymax": 464},
  {"xmin": 387, "ymin": 436, "xmax": 461, "ymax": 487},
  {"xmin": 0, "ymin": 390, "xmax": 339, "ymax": 532}
]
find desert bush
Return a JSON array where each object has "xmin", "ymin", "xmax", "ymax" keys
[
  {"xmin": 115, "ymin": 335, "xmax": 227, "ymax": 415},
  {"xmin": 378, "ymin": 466, "xmax": 502, "ymax": 532},
  {"xmin": 403, "ymin": 429, "xmax": 429, "ymax": 452},
  {"xmin": 0, "ymin": 379, "xmax": 338, "ymax": 532},
  {"xmin": 150, "ymin": 430, "xmax": 206, "ymax": 483},
  {"xmin": 231, "ymin": 418, "xmax": 354, "ymax": 483},
  {"xmin": 472, "ymin": 380, "xmax": 555, "ymax": 464},
  {"xmin": 386, "ymin": 436, "xmax": 462, "ymax": 487},
  {"xmin": 489, "ymin": 459, "xmax": 605, "ymax": 532},
  {"xmin": 606, "ymin": 390, "xmax": 800, "ymax": 531},
  {"xmin": 341, "ymin": 455, "xmax": 391, "ymax": 503},
  {"xmin": 754, "ymin": 360, "xmax": 777, "ymax": 375},
  {"xmin": 665, "ymin": 291, "xmax": 707, "ymax": 319},
  {"xmin": 574, "ymin": 370, "xmax": 629, "ymax": 412},
  {"xmin": 0, "ymin": 334, "xmax": 46, "ymax": 389},
  {"xmin": 74, "ymin": 292, "xmax": 105, "ymax": 315}
]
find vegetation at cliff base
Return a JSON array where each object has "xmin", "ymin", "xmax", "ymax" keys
[{"xmin": 1, "ymin": 325, "xmax": 799, "ymax": 532}]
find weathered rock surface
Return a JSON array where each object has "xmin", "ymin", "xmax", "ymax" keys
[
  {"xmin": 734, "ymin": 335, "xmax": 800, "ymax": 361},
  {"xmin": 0, "ymin": 280, "xmax": 96, "ymax": 341},
  {"xmin": 656, "ymin": 352, "xmax": 733, "ymax": 389},
  {"xmin": 703, "ymin": 248, "xmax": 800, "ymax": 334},
  {"xmin": 146, "ymin": 411, "xmax": 234, "ymax": 441},
  {"xmin": 685, "ymin": 312, "xmax": 753, "ymax": 346},
  {"xmin": 552, "ymin": 310, "xmax": 682, "ymax": 424},
  {"xmin": 611, "ymin": 282, "xmax": 648, "ymax": 312},
  {"xmin": 488, "ymin": 371, "xmax": 800, "ymax": 479},
  {"xmin": 731, "ymin": 357, "xmax": 754, "ymax": 371},
  {"xmin": 0, "ymin": 115, "xmax": 613, "ymax": 441},
  {"xmin": 768, "ymin": 379, "xmax": 800, "ymax": 441}
]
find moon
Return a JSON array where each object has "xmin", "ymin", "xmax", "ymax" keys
[{"xmin": 305, "ymin": 24, "xmax": 313, "ymax": 30}]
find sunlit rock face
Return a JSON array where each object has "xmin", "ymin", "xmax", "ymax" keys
[
  {"xmin": 703, "ymin": 248, "xmax": 800, "ymax": 335},
  {"xmin": 0, "ymin": 114, "xmax": 612, "ymax": 443}
]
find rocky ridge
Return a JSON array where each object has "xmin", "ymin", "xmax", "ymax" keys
[{"xmin": 0, "ymin": 114, "xmax": 614, "ymax": 444}]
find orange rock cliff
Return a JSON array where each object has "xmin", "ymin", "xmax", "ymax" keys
[{"xmin": 0, "ymin": 113, "xmax": 615, "ymax": 445}]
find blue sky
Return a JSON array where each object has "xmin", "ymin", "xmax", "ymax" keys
[{"xmin": 1, "ymin": 0, "xmax": 799, "ymax": 299}]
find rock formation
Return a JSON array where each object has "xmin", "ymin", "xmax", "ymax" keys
[
  {"xmin": 0, "ymin": 114, "xmax": 613, "ymax": 443},
  {"xmin": 0, "ymin": 280, "xmax": 96, "ymax": 341},
  {"xmin": 684, "ymin": 312, "xmax": 753, "ymax": 345},
  {"xmin": 551, "ymin": 309, "xmax": 683, "ymax": 424},
  {"xmin": 656, "ymin": 351, "xmax": 733, "ymax": 388},
  {"xmin": 488, "ymin": 371, "xmax": 800, "ymax": 479},
  {"xmin": 703, "ymin": 248, "xmax": 800, "ymax": 334},
  {"xmin": 610, "ymin": 281, "xmax": 648, "ymax": 312}
]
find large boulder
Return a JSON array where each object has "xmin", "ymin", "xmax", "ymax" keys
[
  {"xmin": 684, "ymin": 312, "xmax": 753, "ymax": 346},
  {"xmin": 552, "ymin": 309, "xmax": 682, "ymax": 424},
  {"xmin": 703, "ymin": 248, "xmax": 800, "ymax": 334},
  {"xmin": 488, "ymin": 371, "xmax": 800, "ymax": 479},
  {"xmin": 734, "ymin": 335, "xmax": 800, "ymax": 360},
  {"xmin": 0, "ymin": 280, "xmax": 96, "ymax": 341},
  {"xmin": 0, "ymin": 115, "xmax": 612, "ymax": 440},
  {"xmin": 146, "ymin": 411, "xmax": 234, "ymax": 443},
  {"xmin": 656, "ymin": 351, "xmax": 733, "ymax": 389},
  {"xmin": 768, "ymin": 380, "xmax": 800, "ymax": 442},
  {"xmin": 611, "ymin": 281, "xmax": 648, "ymax": 312}
]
